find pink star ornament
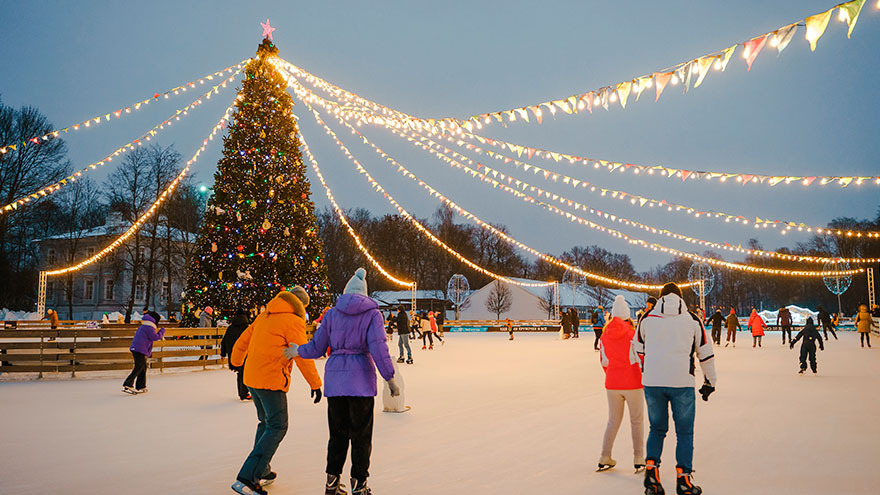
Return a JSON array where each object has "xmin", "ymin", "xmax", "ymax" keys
[{"xmin": 261, "ymin": 19, "xmax": 276, "ymax": 40}]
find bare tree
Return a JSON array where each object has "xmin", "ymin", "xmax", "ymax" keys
[
  {"xmin": 485, "ymin": 279, "xmax": 512, "ymax": 320},
  {"xmin": 140, "ymin": 145, "xmax": 180, "ymax": 311},
  {"xmin": 160, "ymin": 178, "xmax": 203, "ymax": 314},
  {"xmin": 537, "ymin": 284, "xmax": 556, "ymax": 319}
]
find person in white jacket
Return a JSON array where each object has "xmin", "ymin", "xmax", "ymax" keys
[{"xmin": 633, "ymin": 283, "xmax": 716, "ymax": 495}]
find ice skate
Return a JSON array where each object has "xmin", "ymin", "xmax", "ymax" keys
[
  {"xmin": 643, "ymin": 460, "xmax": 664, "ymax": 494},
  {"xmin": 122, "ymin": 386, "xmax": 138, "ymax": 395},
  {"xmin": 421, "ymin": 345, "xmax": 426, "ymax": 350},
  {"xmin": 634, "ymin": 455, "xmax": 646, "ymax": 473},
  {"xmin": 259, "ymin": 471, "xmax": 276, "ymax": 486},
  {"xmin": 406, "ymin": 357, "xmax": 413, "ymax": 364},
  {"xmin": 350, "ymin": 477, "xmax": 371, "ymax": 495},
  {"xmin": 231, "ymin": 478, "xmax": 267, "ymax": 495},
  {"xmin": 724, "ymin": 342, "xmax": 729, "ymax": 347},
  {"xmin": 135, "ymin": 388, "xmax": 148, "ymax": 394},
  {"xmin": 325, "ymin": 474, "xmax": 347, "ymax": 495},
  {"xmin": 675, "ymin": 468, "xmax": 702, "ymax": 495},
  {"xmin": 596, "ymin": 455, "xmax": 616, "ymax": 472},
  {"xmin": 429, "ymin": 345, "xmax": 433, "ymax": 350},
  {"xmin": 396, "ymin": 356, "xmax": 405, "ymax": 363},
  {"xmin": 798, "ymin": 369, "xmax": 805, "ymax": 375}
]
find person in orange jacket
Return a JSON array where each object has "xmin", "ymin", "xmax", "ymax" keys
[
  {"xmin": 229, "ymin": 287, "xmax": 323, "ymax": 495},
  {"xmin": 748, "ymin": 308, "xmax": 766, "ymax": 348}
]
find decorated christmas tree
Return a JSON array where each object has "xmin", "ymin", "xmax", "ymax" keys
[{"xmin": 184, "ymin": 37, "xmax": 330, "ymax": 314}]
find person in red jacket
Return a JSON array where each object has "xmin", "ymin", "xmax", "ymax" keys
[
  {"xmin": 597, "ymin": 295, "xmax": 645, "ymax": 473},
  {"xmin": 748, "ymin": 308, "xmax": 766, "ymax": 348}
]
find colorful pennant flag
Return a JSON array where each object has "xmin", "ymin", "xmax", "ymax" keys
[{"xmin": 805, "ymin": 9, "xmax": 833, "ymax": 51}]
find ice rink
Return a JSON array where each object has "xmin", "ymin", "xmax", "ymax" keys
[{"xmin": 1, "ymin": 331, "xmax": 877, "ymax": 494}]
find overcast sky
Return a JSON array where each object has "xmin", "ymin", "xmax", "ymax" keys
[{"xmin": 2, "ymin": 0, "xmax": 878, "ymax": 275}]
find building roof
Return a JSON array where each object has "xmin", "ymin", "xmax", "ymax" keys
[
  {"xmin": 370, "ymin": 289, "xmax": 450, "ymax": 306},
  {"xmin": 39, "ymin": 223, "xmax": 197, "ymax": 243}
]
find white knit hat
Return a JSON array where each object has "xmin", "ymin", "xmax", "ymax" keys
[
  {"xmin": 343, "ymin": 268, "xmax": 368, "ymax": 296},
  {"xmin": 611, "ymin": 295, "xmax": 630, "ymax": 320}
]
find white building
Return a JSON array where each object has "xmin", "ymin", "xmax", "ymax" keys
[{"xmin": 458, "ymin": 277, "xmax": 649, "ymax": 321}]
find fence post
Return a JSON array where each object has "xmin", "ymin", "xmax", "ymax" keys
[
  {"xmin": 39, "ymin": 329, "xmax": 44, "ymax": 379},
  {"xmin": 159, "ymin": 335, "xmax": 164, "ymax": 374},
  {"xmin": 71, "ymin": 329, "xmax": 77, "ymax": 378},
  {"xmin": 202, "ymin": 329, "xmax": 208, "ymax": 370}
]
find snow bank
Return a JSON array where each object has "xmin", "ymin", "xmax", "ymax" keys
[{"xmin": 758, "ymin": 304, "xmax": 818, "ymax": 325}]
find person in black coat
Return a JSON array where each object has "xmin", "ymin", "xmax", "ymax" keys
[
  {"xmin": 790, "ymin": 317, "xmax": 824, "ymax": 374},
  {"xmin": 560, "ymin": 307, "xmax": 571, "ymax": 339},
  {"xmin": 816, "ymin": 306, "xmax": 838, "ymax": 341},
  {"xmin": 220, "ymin": 310, "xmax": 251, "ymax": 400},
  {"xmin": 706, "ymin": 309, "xmax": 724, "ymax": 345},
  {"xmin": 396, "ymin": 305, "xmax": 413, "ymax": 364},
  {"xmin": 569, "ymin": 307, "xmax": 580, "ymax": 338}
]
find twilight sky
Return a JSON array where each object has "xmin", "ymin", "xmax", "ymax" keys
[{"xmin": 1, "ymin": 0, "xmax": 878, "ymax": 275}]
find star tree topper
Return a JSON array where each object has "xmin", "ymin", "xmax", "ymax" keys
[{"xmin": 261, "ymin": 19, "xmax": 276, "ymax": 40}]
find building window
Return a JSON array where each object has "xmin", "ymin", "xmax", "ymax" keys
[
  {"xmin": 86, "ymin": 247, "xmax": 95, "ymax": 258},
  {"xmin": 160, "ymin": 280, "xmax": 170, "ymax": 302},
  {"xmin": 48, "ymin": 248, "xmax": 56, "ymax": 265},
  {"xmin": 104, "ymin": 279, "xmax": 115, "ymax": 300},
  {"xmin": 135, "ymin": 280, "xmax": 145, "ymax": 302},
  {"xmin": 46, "ymin": 281, "xmax": 55, "ymax": 303},
  {"xmin": 84, "ymin": 279, "xmax": 94, "ymax": 301}
]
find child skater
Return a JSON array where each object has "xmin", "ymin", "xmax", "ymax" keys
[
  {"xmin": 123, "ymin": 311, "xmax": 165, "ymax": 394},
  {"xmin": 790, "ymin": 317, "xmax": 824, "ymax": 374},
  {"xmin": 291, "ymin": 268, "xmax": 400, "ymax": 495}
]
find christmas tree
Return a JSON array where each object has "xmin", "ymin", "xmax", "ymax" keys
[{"xmin": 184, "ymin": 37, "xmax": 330, "ymax": 314}]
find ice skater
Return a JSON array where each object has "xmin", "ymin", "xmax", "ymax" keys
[
  {"xmin": 122, "ymin": 311, "xmax": 165, "ymax": 395},
  {"xmin": 777, "ymin": 306, "xmax": 793, "ymax": 345},
  {"xmin": 395, "ymin": 305, "xmax": 413, "ymax": 364},
  {"xmin": 817, "ymin": 306, "xmax": 838, "ymax": 341},
  {"xmin": 748, "ymin": 308, "xmax": 766, "ymax": 348},
  {"xmin": 420, "ymin": 312, "xmax": 434, "ymax": 349},
  {"xmin": 428, "ymin": 311, "xmax": 444, "ymax": 346},
  {"xmin": 705, "ymin": 309, "xmax": 723, "ymax": 345},
  {"xmin": 560, "ymin": 307, "xmax": 571, "ymax": 340},
  {"xmin": 855, "ymin": 304, "xmax": 876, "ymax": 348},
  {"xmin": 229, "ymin": 288, "xmax": 323, "ymax": 495},
  {"xmin": 634, "ymin": 283, "xmax": 716, "ymax": 495},
  {"xmin": 220, "ymin": 310, "xmax": 251, "ymax": 401},
  {"xmin": 790, "ymin": 317, "xmax": 824, "ymax": 374},
  {"xmin": 591, "ymin": 306, "xmax": 606, "ymax": 351},
  {"xmin": 724, "ymin": 308, "xmax": 741, "ymax": 347},
  {"xmin": 506, "ymin": 318, "xmax": 514, "ymax": 340},
  {"xmin": 570, "ymin": 307, "xmax": 580, "ymax": 338},
  {"xmin": 291, "ymin": 268, "xmax": 400, "ymax": 495},
  {"xmin": 597, "ymin": 295, "xmax": 645, "ymax": 473}
]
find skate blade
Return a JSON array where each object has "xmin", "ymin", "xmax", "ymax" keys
[
  {"xmin": 382, "ymin": 405, "xmax": 412, "ymax": 413},
  {"xmin": 122, "ymin": 388, "xmax": 138, "ymax": 395},
  {"xmin": 596, "ymin": 465, "xmax": 614, "ymax": 472},
  {"xmin": 634, "ymin": 466, "xmax": 646, "ymax": 474}
]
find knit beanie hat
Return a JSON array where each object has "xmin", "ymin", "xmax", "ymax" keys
[
  {"xmin": 289, "ymin": 285, "xmax": 310, "ymax": 308},
  {"xmin": 659, "ymin": 282, "xmax": 682, "ymax": 299},
  {"xmin": 344, "ymin": 268, "xmax": 368, "ymax": 296},
  {"xmin": 611, "ymin": 295, "xmax": 630, "ymax": 320}
]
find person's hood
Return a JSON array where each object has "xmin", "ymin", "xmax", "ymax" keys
[
  {"xmin": 657, "ymin": 292, "xmax": 686, "ymax": 316},
  {"xmin": 140, "ymin": 314, "xmax": 157, "ymax": 327},
  {"xmin": 334, "ymin": 293, "xmax": 378, "ymax": 315},
  {"xmin": 804, "ymin": 317, "xmax": 816, "ymax": 331},
  {"xmin": 230, "ymin": 313, "xmax": 249, "ymax": 327},
  {"xmin": 604, "ymin": 317, "xmax": 634, "ymax": 340},
  {"xmin": 267, "ymin": 293, "xmax": 305, "ymax": 317}
]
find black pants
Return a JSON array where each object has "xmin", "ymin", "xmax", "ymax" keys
[
  {"xmin": 799, "ymin": 345, "xmax": 817, "ymax": 372},
  {"xmin": 822, "ymin": 323, "xmax": 837, "ymax": 340},
  {"xmin": 422, "ymin": 332, "xmax": 433, "ymax": 347},
  {"xmin": 781, "ymin": 325, "xmax": 792, "ymax": 344},
  {"xmin": 235, "ymin": 369, "xmax": 249, "ymax": 399},
  {"xmin": 572, "ymin": 324, "xmax": 578, "ymax": 338},
  {"xmin": 711, "ymin": 327, "xmax": 722, "ymax": 345},
  {"xmin": 123, "ymin": 351, "xmax": 147, "ymax": 389},
  {"xmin": 593, "ymin": 327, "xmax": 603, "ymax": 350},
  {"xmin": 861, "ymin": 333, "xmax": 871, "ymax": 347},
  {"xmin": 327, "ymin": 396, "xmax": 374, "ymax": 482}
]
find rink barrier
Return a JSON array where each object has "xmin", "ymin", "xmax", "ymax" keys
[{"xmin": 442, "ymin": 320, "xmax": 561, "ymax": 333}]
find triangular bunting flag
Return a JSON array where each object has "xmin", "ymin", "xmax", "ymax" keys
[
  {"xmin": 743, "ymin": 35, "xmax": 768, "ymax": 71},
  {"xmin": 567, "ymin": 96, "xmax": 578, "ymax": 113},
  {"xmin": 530, "ymin": 106, "xmax": 542, "ymax": 124},
  {"xmin": 682, "ymin": 61, "xmax": 695, "ymax": 93},
  {"xmin": 516, "ymin": 108, "xmax": 530, "ymax": 122},
  {"xmin": 639, "ymin": 198, "xmax": 648, "ymax": 206},
  {"xmin": 839, "ymin": 0, "xmax": 867, "ymax": 38},
  {"xmin": 654, "ymin": 72, "xmax": 672, "ymax": 102},
  {"xmin": 664, "ymin": 168, "xmax": 677, "ymax": 178},
  {"xmin": 680, "ymin": 170, "xmax": 692, "ymax": 181},
  {"xmin": 740, "ymin": 174, "xmax": 754, "ymax": 185},
  {"xmin": 601, "ymin": 88, "xmax": 610, "ymax": 110},
  {"xmin": 616, "ymin": 81, "xmax": 632, "ymax": 109},
  {"xmin": 693, "ymin": 56, "xmax": 715, "ymax": 88},
  {"xmin": 635, "ymin": 76, "xmax": 651, "ymax": 102},
  {"xmin": 773, "ymin": 23, "xmax": 798, "ymax": 54},
  {"xmin": 805, "ymin": 9, "xmax": 833, "ymax": 51},
  {"xmin": 584, "ymin": 93, "xmax": 594, "ymax": 114},
  {"xmin": 839, "ymin": 177, "xmax": 854, "ymax": 187}
]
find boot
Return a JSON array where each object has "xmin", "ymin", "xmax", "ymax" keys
[
  {"xmin": 644, "ymin": 459, "xmax": 664, "ymax": 494},
  {"xmin": 596, "ymin": 455, "xmax": 616, "ymax": 472},
  {"xmin": 675, "ymin": 468, "xmax": 702, "ymax": 495},
  {"xmin": 406, "ymin": 357, "xmax": 413, "ymax": 364},
  {"xmin": 634, "ymin": 455, "xmax": 646, "ymax": 473},
  {"xmin": 351, "ymin": 477, "xmax": 371, "ymax": 495},
  {"xmin": 325, "ymin": 473, "xmax": 347, "ymax": 495},
  {"xmin": 396, "ymin": 356, "xmax": 405, "ymax": 363}
]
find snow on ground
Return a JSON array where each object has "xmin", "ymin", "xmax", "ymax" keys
[{"xmin": 1, "ymin": 331, "xmax": 878, "ymax": 494}]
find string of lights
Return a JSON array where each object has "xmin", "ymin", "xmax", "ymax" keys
[
  {"xmin": 297, "ymin": 98, "xmax": 700, "ymax": 291},
  {"xmin": 46, "ymin": 99, "xmax": 240, "ymax": 276},
  {"xmin": 294, "ymin": 85, "xmax": 863, "ymax": 279},
  {"xmin": 285, "ymin": 78, "xmax": 879, "ymax": 263},
  {"xmin": 3, "ymin": 69, "xmax": 242, "ymax": 215},
  {"xmin": 294, "ymin": 114, "xmax": 415, "ymax": 288},
  {"xmin": 0, "ymin": 60, "xmax": 249, "ymax": 155}
]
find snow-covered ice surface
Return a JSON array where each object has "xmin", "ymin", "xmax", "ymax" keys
[{"xmin": 1, "ymin": 331, "xmax": 877, "ymax": 494}]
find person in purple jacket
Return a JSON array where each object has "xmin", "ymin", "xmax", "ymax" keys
[
  {"xmin": 289, "ymin": 268, "xmax": 400, "ymax": 495},
  {"xmin": 123, "ymin": 311, "xmax": 166, "ymax": 395}
]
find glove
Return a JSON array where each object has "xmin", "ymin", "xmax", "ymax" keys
[
  {"xmin": 698, "ymin": 380, "xmax": 715, "ymax": 402},
  {"xmin": 789, "ymin": 342, "xmax": 794, "ymax": 350},
  {"xmin": 311, "ymin": 388, "xmax": 322, "ymax": 404},
  {"xmin": 387, "ymin": 377, "xmax": 401, "ymax": 397},
  {"xmin": 228, "ymin": 361, "xmax": 240, "ymax": 372},
  {"xmin": 283, "ymin": 342, "xmax": 299, "ymax": 360}
]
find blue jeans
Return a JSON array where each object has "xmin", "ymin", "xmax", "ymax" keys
[
  {"xmin": 398, "ymin": 335, "xmax": 412, "ymax": 359},
  {"xmin": 644, "ymin": 386, "xmax": 696, "ymax": 472},
  {"xmin": 238, "ymin": 387, "xmax": 288, "ymax": 482}
]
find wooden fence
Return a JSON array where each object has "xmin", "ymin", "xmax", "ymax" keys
[{"xmin": 0, "ymin": 322, "xmax": 228, "ymax": 378}]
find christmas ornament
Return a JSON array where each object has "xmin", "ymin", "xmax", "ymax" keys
[
  {"xmin": 236, "ymin": 211, "xmax": 242, "ymax": 221},
  {"xmin": 237, "ymin": 244, "xmax": 245, "ymax": 252},
  {"xmin": 262, "ymin": 219, "xmax": 271, "ymax": 230},
  {"xmin": 283, "ymin": 226, "xmax": 290, "ymax": 236},
  {"xmin": 211, "ymin": 242, "xmax": 217, "ymax": 252}
]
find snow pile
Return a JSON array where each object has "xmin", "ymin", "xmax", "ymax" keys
[
  {"xmin": 0, "ymin": 309, "xmax": 41, "ymax": 321},
  {"xmin": 758, "ymin": 305, "xmax": 818, "ymax": 325}
]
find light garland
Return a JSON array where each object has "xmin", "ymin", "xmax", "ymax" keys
[
  {"xmin": 294, "ymin": 84, "xmax": 863, "ymax": 279},
  {"xmin": 3, "ymin": 69, "xmax": 242, "ymax": 215},
  {"xmin": 295, "ymin": 114, "xmax": 415, "ymax": 288},
  {"xmin": 277, "ymin": 1, "xmax": 870, "ymax": 136},
  {"xmin": 298, "ymin": 104, "xmax": 556, "ymax": 289},
  {"xmin": 285, "ymin": 77, "xmax": 880, "ymax": 260},
  {"xmin": 0, "ymin": 60, "xmax": 249, "ymax": 155},
  {"xmin": 298, "ymin": 98, "xmax": 696, "ymax": 291},
  {"xmin": 46, "ymin": 100, "xmax": 239, "ymax": 276}
]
